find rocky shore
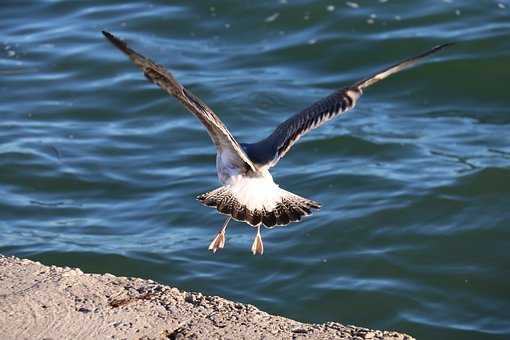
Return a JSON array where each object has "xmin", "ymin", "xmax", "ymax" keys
[{"xmin": 0, "ymin": 255, "xmax": 414, "ymax": 339}]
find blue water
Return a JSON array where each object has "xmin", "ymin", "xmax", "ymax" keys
[{"xmin": 1, "ymin": 1, "xmax": 509, "ymax": 339}]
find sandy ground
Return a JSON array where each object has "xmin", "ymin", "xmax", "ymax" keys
[{"xmin": 0, "ymin": 255, "xmax": 414, "ymax": 340}]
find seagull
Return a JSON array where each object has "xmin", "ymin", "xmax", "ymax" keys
[{"xmin": 102, "ymin": 31, "xmax": 452, "ymax": 255}]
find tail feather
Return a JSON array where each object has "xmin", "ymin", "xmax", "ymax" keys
[{"xmin": 197, "ymin": 186, "xmax": 320, "ymax": 227}]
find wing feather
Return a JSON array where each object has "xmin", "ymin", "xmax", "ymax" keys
[
  {"xmin": 102, "ymin": 31, "xmax": 256, "ymax": 172},
  {"xmin": 245, "ymin": 43, "xmax": 453, "ymax": 168}
]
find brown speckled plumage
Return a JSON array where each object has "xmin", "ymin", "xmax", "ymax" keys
[{"xmin": 197, "ymin": 188, "xmax": 320, "ymax": 228}]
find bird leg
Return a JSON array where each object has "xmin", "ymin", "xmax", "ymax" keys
[
  {"xmin": 250, "ymin": 224, "xmax": 264, "ymax": 255},
  {"xmin": 208, "ymin": 216, "xmax": 231, "ymax": 253}
]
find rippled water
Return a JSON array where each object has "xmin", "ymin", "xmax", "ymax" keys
[{"xmin": 1, "ymin": 1, "xmax": 509, "ymax": 339}]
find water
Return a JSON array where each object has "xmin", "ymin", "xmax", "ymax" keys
[{"xmin": 1, "ymin": 1, "xmax": 509, "ymax": 339}]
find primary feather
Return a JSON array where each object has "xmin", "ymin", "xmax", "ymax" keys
[
  {"xmin": 102, "ymin": 31, "xmax": 257, "ymax": 173},
  {"xmin": 244, "ymin": 43, "xmax": 453, "ymax": 169}
]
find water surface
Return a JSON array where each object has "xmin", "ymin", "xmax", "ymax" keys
[{"xmin": 1, "ymin": 1, "xmax": 509, "ymax": 339}]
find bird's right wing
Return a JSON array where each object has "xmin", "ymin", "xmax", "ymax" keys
[
  {"xmin": 247, "ymin": 43, "xmax": 453, "ymax": 168},
  {"xmin": 102, "ymin": 31, "xmax": 256, "ymax": 172}
]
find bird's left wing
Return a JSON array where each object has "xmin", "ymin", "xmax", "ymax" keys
[
  {"xmin": 246, "ymin": 43, "xmax": 453, "ymax": 168},
  {"xmin": 102, "ymin": 31, "xmax": 256, "ymax": 172}
]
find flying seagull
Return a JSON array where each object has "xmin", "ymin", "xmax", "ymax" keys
[{"xmin": 102, "ymin": 31, "xmax": 451, "ymax": 255}]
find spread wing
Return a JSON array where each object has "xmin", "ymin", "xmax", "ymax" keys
[
  {"xmin": 102, "ymin": 31, "xmax": 256, "ymax": 172},
  {"xmin": 245, "ymin": 43, "xmax": 453, "ymax": 168}
]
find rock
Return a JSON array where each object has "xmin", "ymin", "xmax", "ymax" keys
[
  {"xmin": 0, "ymin": 255, "xmax": 414, "ymax": 340},
  {"xmin": 365, "ymin": 331, "xmax": 376, "ymax": 339}
]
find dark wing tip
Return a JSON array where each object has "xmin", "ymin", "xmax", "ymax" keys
[
  {"xmin": 437, "ymin": 42, "xmax": 456, "ymax": 49},
  {"xmin": 101, "ymin": 30, "xmax": 113, "ymax": 39},
  {"xmin": 102, "ymin": 30, "xmax": 132, "ymax": 55},
  {"xmin": 411, "ymin": 42, "xmax": 455, "ymax": 63},
  {"xmin": 428, "ymin": 42, "xmax": 456, "ymax": 55},
  {"xmin": 102, "ymin": 30, "xmax": 119, "ymax": 45},
  {"xmin": 354, "ymin": 42, "xmax": 455, "ymax": 90},
  {"xmin": 402, "ymin": 41, "xmax": 455, "ymax": 66}
]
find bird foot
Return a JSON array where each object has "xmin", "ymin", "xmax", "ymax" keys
[
  {"xmin": 208, "ymin": 230, "xmax": 225, "ymax": 253},
  {"xmin": 208, "ymin": 217, "xmax": 231, "ymax": 254},
  {"xmin": 251, "ymin": 225, "xmax": 264, "ymax": 255}
]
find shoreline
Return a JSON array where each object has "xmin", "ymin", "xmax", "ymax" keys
[{"xmin": 0, "ymin": 255, "xmax": 414, "ymax": 339}]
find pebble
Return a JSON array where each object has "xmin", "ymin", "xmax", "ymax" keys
[
  {"xmin": 364, "ymin": 331, "xmax": 375, "ymax": 339},
  {"xmin": 292, "ymin": 327, "xmax": 309, "ymax": 333},
  {"xmin": 62, "ymin": 271, "xmax": 77, "ymax": 277}
]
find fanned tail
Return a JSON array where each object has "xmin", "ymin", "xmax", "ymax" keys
[{"xmin": 197, "ymin": 186, "xmax": 320, "ymax": 227}]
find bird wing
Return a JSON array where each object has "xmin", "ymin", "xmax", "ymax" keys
[
  {"xmin": 102, "ymin": 31, "xmax": 257, "ymax": 172},
  {"xmin": 247, "ymin": 43, "xmax": 453, "ymax": 168}
]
